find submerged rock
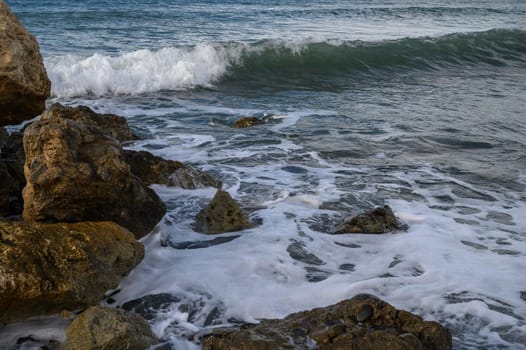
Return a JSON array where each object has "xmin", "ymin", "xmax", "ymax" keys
[
  {"xmin": 62, "ymin": 306, "xmax": 158, "ymax": 350},
  {"xmin": 0, "ymin": 221, "xmax": 144, "ymax": 326},
  {"xmin": 202, "ymin": 294, "xmax": 452, "ymax": 350},
  {"xmin": 22, "ymin": 103, "xmax": 165, "ymax": 237},
  {"xmin": 0, "ymin": 131, "xmax": 25, "ymax": 217},
  {"xmin": 0, "ymin": 1, "xmax": 50, "ymax": 126},
  {"xmin": 231, "ymin": 116, "xmax": 264, "ymax": 128},
  {"xmin": 334, "ymin": 205, "xmax": 401, "ymax": 234},
  {"xmin": 124, "ymin": 150, "xmax": 221, "ymax": 189},
  {"xmin": 194, "ymin": 189, "xmax": 252, "ymax": 234}
]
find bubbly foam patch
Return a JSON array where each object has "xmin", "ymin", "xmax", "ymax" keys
[
  {"xmin": 46, "ymin": 44, "xmax": 236, "ymax": 97},
  {"xmin": 108, "ymin": 108, "xmax": 526, "ymax": 349}
]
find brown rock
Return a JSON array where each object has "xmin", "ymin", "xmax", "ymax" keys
[
  {"xmin": 0, "ymin": 1, "xmax": 51, "ymax": 126},
  {"xmin": 334, "ymin": 205, "xmax": 401, "ymax": 234},
  {"xmin": 39, "ymin": 104, "xmax": 139, "ymax": 143},
  {"xmin": 61, "ymin": 306, "xmax": 158, "ymax": 350},
  {"xmin": 124, "ymin": 150, "xmax": 221, "ymax": 189},
  {"xmin": 0, "ymin": 221, "xmax": 144, "ymax": 326},
  {"xmin": 22, "ymin": 103, "xmax": 165, "ymax": 237},
  {"xmin": 231, "ymin": 116, "xmax": 264, "ymax": 128},
  {"xmin": 202, "ymin": 294, "xmax": 452, "ymax": 350},
  {"xmin": 194, "ymin": 189, "xmax": 252, "ymax": 234}
]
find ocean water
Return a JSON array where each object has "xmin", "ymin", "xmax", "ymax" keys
[{"xmin": 2, "ymin": 0, "xmax": 526, "ymax": 349}]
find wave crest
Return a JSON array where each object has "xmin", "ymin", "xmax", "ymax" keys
[
  {"xmin": 46, "ymin": 29, "xmax": 526, "ymax": 98},
  {"xmin": 46, "ymin": 44, "xmax": 236, "ymax": 97}
]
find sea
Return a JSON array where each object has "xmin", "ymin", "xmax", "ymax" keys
[{"xmin": 1, "ymin": 0, "xmax": 526, "ymax": 349}]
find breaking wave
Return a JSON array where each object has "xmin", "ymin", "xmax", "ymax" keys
[{"xmin": 46, "ymin": 29, "xmax": 526, "ymax": 97}]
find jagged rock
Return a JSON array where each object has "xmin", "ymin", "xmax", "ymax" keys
[
  {"xmin": 0, "ymin": 221, "xmax": 144, "ymax": 326},
  {"xmin": 22, "ymin": 103, "xmax": 165, "ymax": 237},
  {"xmin": 231, "ymin": 116, "xmax": 264, "ymax": 128},
  {"xmin": 0, "ymin": 131, "xmax": 25, "ymax": 217},
  {"xmin": 194, "ymin": 189, "xmax": 252, "ymax": 234},
  {"xmin": 38, "ymin": 104, "xmax": 139, "ymax": 143},
  {"xmin": 123, "ymin": 150, "xmax": 221, "ymax": 189},
  {"xmin": 202, "ymin": 294, "xmax": 452, "ymax": 350},
  {"xmin": 334, "ymin": 205, "xmax": 401, "ymax": 234},
  {"xmin": 61, "ymin": 306, "xmax": 158, "ymax": 350},
  {"xmin": 0, "ymin": 1, "xmax": 51, "ymax": 126}
]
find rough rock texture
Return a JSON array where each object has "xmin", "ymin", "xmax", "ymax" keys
[
  {"xmin": 61, "ymin": 306, "xmax": 158, "ymax": 350},
  {"xmin": 0, "ymin": 221, "xmax": 144, "ymax": 326},
  {"xmin": 38, "ymin": 104, "xmax": 139, "ymax": 143},
  {"xmin": 231, "ymin": 116, "xmax": 264, "ymax": 128},
  {"xmin": 0, "ymin": 1, "xmax": 51, "ymax": 126},
  {"xmin": 202, "ymin": 294, "xmax": 452, "ymax": 350},
  {"xmin": 22, "ymin": 103, "xmax": 165, "ymax": 237},
  {"xmin": 194, "ymin": 189, "xmax": 252, "ymax": 234},
  {"xmin": 0, "ymin": 131, "xmax": 25, "ymax": 217},
  {"xmin": 334, "ymin": 205, "xmax": 401, "ymax": 234},
  {"xmin": 124, "ymin": 150, "xmax": 221, "ymax": 189}
]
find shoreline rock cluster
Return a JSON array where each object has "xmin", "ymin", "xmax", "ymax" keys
[{"xmin": 0, "ymin": 2, "xmax": 452, "ymax": 349}]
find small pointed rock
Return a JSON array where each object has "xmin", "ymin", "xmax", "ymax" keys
[{"xmin": 194, "ymin": 190, "xmax": 252, "ymax": 234}]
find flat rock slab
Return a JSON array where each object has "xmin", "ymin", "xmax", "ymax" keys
[{"xmin": 202, "ymin": 294, "xmax": 452, "ymax": 350}]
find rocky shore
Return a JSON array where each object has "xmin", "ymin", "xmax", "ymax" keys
[{"xmin": 0, "ymin": 1, "xmax": 453, "ymax": 349}]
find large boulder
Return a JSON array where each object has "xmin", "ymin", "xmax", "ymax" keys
[
  {"xmin": 194, "ymin": 189, "xmax": 252, "ymax": 234},
  {"xmin": 202, "ymin": 294, "xmax": 452, "ymax": 350},
  {"xmin": 61, "ymin": 306, "xmax": 158, "ymax": 350},
  {"xmin": 0, "ymin": 221, "xmax": 144, "ymax": 326},
  {"xmin": 0, "ymin": 1, "xmax": 51, "ymax": 126},
  {"xmin": 0, "ymin": 131, "xmax": 25, "ymax": 217},
  {"xmin": 22, "ymin": 103, "xmax": 166, "ymax": 237},
  {"xmin": 334, "ymin": 205, "xmax": 401, "ymax": 234},
  {"xmin": 123, "ymin": 150, "xmax": 221, "ymax": 189}
]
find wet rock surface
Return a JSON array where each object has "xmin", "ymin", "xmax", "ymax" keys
[
  {"xmin": 22, "ymin": 103, "xmax": 165, "ymax": 237},
  {"xmin": 124, "ymin": 150, "xmax": 221, "ymax": 189},
  {"xmin": 201, "ymin": 294, "xmax": 452, "ymax": 350},
  {"xmin": 334, "ymin": 205, "xmax": 401, "ymax": 234},
  {"xmin": 61, "ymin": 306, "xmax": 157, "ymax": 350},
  {"xmin": 0, "ymin": 221, "xmax": 144, "ymax": 326},
  {"xmin": 0, "ymin": 1, "xmax": 50, "ymax": 126},
  {"xmin": 287, "ymin": 240, "xmax": 325, "ymax": 266},
  {"xmin": 163, "ymin": 235, "xmax": 240, "ymax": 250},
  {"xmin": 194, "ymin": 189, "xmax": 252, "ymax": 234},
  {"xmin": 231, "ymin": 116, "xmax": 264, "ymax": 128}
]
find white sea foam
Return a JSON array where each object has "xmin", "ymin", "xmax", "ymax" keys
[
  {"xmin": 109, "ymin": 128, "xmax": 526, "ymax": 349},
  {"xmin": 45, "ymin": 44, "xmax": 239, "ymax": 97}
]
